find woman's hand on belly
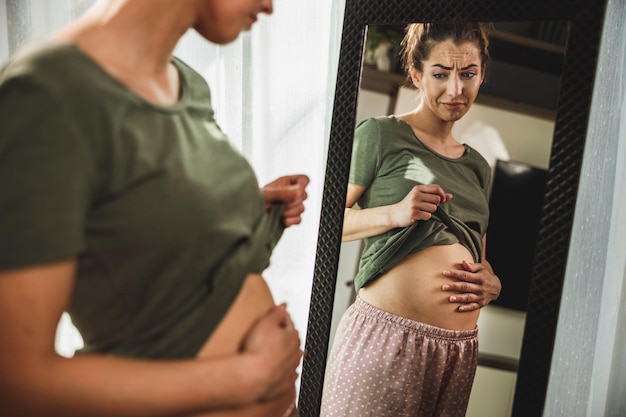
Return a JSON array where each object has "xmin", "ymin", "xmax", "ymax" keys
[
  {"xmin": 194, "ymin": 273, "xmax": 302, "ymax": 416},
  {"xmin": 239, "ymin": 303, "xmax": 302, "ymax": 401},
  {"xmin": 442, "ymin": 259, "xmax": 502, "ymax": 312},
  {"xmin": 359, "ymin": 244, "xmax": 481, "ymax": 330}
]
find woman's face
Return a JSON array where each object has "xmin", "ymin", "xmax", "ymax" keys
[
  {"xmin": 193, "ymin": 0, "xmax": 273, "ymax": 45},
  {"xmin": 411, "ymin": 40, "xmax": 485, "ymax": 122}
]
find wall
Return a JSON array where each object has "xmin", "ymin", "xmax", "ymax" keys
[
  {"xmin": 0, "ymin": 0, "xmax": 8, "ymax": 60},
  {"xmin": 544, "ymin": 0, "xmax": 626, "ymax": 415}
]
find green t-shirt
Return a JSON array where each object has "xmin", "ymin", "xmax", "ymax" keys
[
  {"xmin": 0, "ymin": 43, "xmax": 284, "ymax": 358},
  {"xmin": 350, "ymin": 116, "xmax": 492, "ymax": 291}
]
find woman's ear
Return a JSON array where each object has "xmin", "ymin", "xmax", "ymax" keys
[{"xmin": 409, "ymin": 66, "xmax": 421, "ymax": 89}]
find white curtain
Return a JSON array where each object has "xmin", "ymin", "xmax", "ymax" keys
[{"xmin": 1, "ymin": 0, "xmax": 347, "ymax": 375}]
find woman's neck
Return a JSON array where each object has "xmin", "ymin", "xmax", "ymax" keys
[
  {"xmin": 402, "ymin": 109, "xmax": 465, "ymax": 158},
  {"xmin": 51, "ymin": 0, "xmax": 196, "ymax": 105},
  {"xmin": 52, "ymin": 0, "xmax": 193, "ymax": 74},
  {"xmin": 405, "ymin": 108, "xmax": 454, "ymax": 140}
]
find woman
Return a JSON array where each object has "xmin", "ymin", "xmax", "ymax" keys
[
  {"xmin": 0, "ymin": 0, "xmax": 307, "ymax": 416},
  {"xmin": 320, "ymin": 22, "xmax": 502, "ymax": 417}
]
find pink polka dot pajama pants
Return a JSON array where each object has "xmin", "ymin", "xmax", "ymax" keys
[{"xmin": 320, "ymin": 297, "xmax": 478, "ymax": 417}]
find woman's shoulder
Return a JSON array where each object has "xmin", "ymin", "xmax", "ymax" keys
[
  {"xmin": 463, "ymin": 144, "xmax": 492, "ymax": 186},
  {"xmin": 356, "ymin": 114, "xmax": 406, "ymax": 130},
  {"xmin": 464, "ymin": 144, "xmax": 491, "ymax": 168},
  {"xmin": 0, "ymin": 42, "xmax": 86, "ymax": 117},
  {"xmin": 170, "ymin": 56, "xmax": 212, "ymax": 106},
  {"xmin": 0, "ymin": 41, "xmax": 118, "ymax": 111},
  {"xmin": 2, "ymin": 41, "xmax": 85, "ymax": 81},
  {"xmin": 355, "ymin": 115, "xmax": 411, "ymax": 141}
]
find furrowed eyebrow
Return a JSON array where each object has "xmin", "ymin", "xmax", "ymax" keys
[{"xmin": 432, "ymin": 63, "xmax": 479, "ymax": 71}]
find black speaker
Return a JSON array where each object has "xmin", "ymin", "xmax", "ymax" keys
[{"xmin": 487, "ymin": 159, "xmax": 548, "ymax": 311}]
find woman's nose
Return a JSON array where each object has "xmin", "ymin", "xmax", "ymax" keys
[
  {"xmin": 261, "ymin": 0, "xmax": 273, "ymax": 15},
  {"xmin": 446, "ymin": 75, "xmax": 463, "ymax": 96}
]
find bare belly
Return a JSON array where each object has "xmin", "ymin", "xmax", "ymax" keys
[
  {"xmin": 358, "ymin": 243, "xmax": 479, "ymax": 330},
  {"xmin": 193, "ymin": 273, "xmax": 295, "ymax": 417},
  {"xmin": 197, "ymin": 273, "xmax": 276, "ymax": 358}
]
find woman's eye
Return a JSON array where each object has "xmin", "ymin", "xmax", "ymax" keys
[
  {"xmin": 462, "ymin": 72, "xmax": 477, "ymax": 79},
  {"xmin": 433, "ymin": 73, "xmax": 447, "ymax": 79}
]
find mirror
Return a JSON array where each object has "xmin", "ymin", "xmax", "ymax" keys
[
  {"xmin": 328, "ymin": 19, "xmax": 563, "ymax": 417},
  {"xmin": 298, "ymin": 1, "xmax": 608, "ymax": 417}
]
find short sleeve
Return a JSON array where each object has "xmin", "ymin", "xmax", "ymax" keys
[
  {"xmin": 0, "ymin": 77, "xmax": 93, "ymax": 269},
  {"xmin": 349, "ymin": 117, "xmax": 381, "ymax": 187},
  {"xmin": 467, "ymin": 144, "xmax": 493, "ymax": 199}
]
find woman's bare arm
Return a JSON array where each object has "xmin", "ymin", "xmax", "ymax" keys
[
  {"xmin": 342, "ymin": 182, "xmax": 452, "ymax": 242},
  {"xmin": 0, "ymin": 259, "xmax": 301, "ymax": 417}
]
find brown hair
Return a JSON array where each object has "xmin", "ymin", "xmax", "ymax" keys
[{"xmin": 400, "ymin": 22, "xmax": 490, "ymax": 77}]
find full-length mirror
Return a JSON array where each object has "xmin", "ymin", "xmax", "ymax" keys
[
  {"xmin": 323, "ymin": 20, "xmax": 564, "ymax": 417},
  {"xmin": 298, "ymin": 1, "xmax": 607, "ymax": 417}
]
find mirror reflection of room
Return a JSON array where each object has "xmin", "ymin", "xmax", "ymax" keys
[{"xmin": 326, "ymin": 21, "xmax": 566, "ymax": 417}]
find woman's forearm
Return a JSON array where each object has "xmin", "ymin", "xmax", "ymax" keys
[
  {"xmin": 1, "ymin": 351, "xmax": 264, "ymax": 417},
  {"xmin": 342, "ymin": 206, "xmax": 399, "ymax": 242},
  {"xmin": 0, "ymin": 263, "xmax": 300, "ymax": 417}
]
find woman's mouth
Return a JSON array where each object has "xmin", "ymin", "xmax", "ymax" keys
[{"xmin": 442, "ymin": 102, "xmax": 464, "ymax": 110}]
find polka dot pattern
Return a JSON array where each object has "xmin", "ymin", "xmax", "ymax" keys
[{"xmin": 320, "ymin": 297, "xmax": 478, "ymax": 417}]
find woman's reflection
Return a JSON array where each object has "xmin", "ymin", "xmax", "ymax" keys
[{"xmin": 320, "ymin": 22, "xmax": 501, "ymax": 417}]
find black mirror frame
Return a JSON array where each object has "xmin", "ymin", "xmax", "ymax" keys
[{"xmin": 298, "ymin": 1, "xmax": 608, "ymax": 416}]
